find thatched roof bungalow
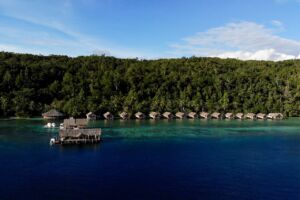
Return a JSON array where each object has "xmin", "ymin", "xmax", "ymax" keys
[
  {"xmin": 188, "ymin": 112, "xmax": 198, "ymax": 119},
  {"xmin": 256, "ymin": 113, "xmax": 266, "ymax": 119},
  {"xmin": 211, "ymin": 112, "xmax": 221, "ymax": 119},
  {"xmin": 175, "ymin": 112, "xmax": 186, "ymax": 119},
  {"xmin": 42, "ymin": 109, "xmax": 64, "ymax": 119},
  {"xmin": 225, "ymin": 113, "xmax": 234, "ymax": 119},
  {"xmin": 135, "ymin": 112, "xmax": 145, "ymax": 119},
  {"xmin": 119, "ymin": 112, "xmax": 130, "ymax": 120},
  {"xmin": 149, "ymin": 112, "xmax": 160, "ymax": 119},
  {"xmin": 245, "ymin": 113, "xmax": 256, "ymax": 120},
  {"xmin": 235, "ymin": 113, "xmax": 244, "ymax": 119},
  {"xmin": 103, "ymin": 112, "xmax": 114, "ymax": 120},
  {"xmin": 86, "ymin": 112, "xmax": 97, "ymax": 120},
  {"xmin": 63, "ymin": 118, "xmax": 88, "ymax": 129},
  {"xmin": 200, "ymin": 112, "xmax": 210, "ymax": 119},
  {"xmin": 162, "ymin": 112, "xmax": 174, "ymax": 119},
  {"xmin": 267, "ymin": 113, "xmax": 283, "ymax": 120}
]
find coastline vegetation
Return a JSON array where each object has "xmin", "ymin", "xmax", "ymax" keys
[{"xmin": 0, "ymin": 51, "xmax": 300, "ymax": 117}]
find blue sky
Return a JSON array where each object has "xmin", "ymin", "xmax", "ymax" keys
[{"xmin": 0, "ymin": 0, "xmax": 300, "ymax": 60}]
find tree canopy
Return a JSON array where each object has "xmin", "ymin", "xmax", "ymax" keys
[{"xmin": 0, "ymin": 51, "xmax": 300, "ymax": 117}]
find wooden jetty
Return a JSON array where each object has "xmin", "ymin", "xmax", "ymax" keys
[{"xmin": 50, "ymin": 118, "xmax": 101, "ymax": 145}]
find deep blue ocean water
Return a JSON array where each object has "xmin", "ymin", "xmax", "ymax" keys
[{"xmin": 1, "ymin": 118, "xmax": 300, "ymax": 200}]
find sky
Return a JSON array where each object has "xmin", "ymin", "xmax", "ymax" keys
[{"xmin": 0, "ymin": 0, "xmax": 300, "ymax": 60}]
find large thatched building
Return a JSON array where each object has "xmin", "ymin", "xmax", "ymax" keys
[
  {"xmin": 42, "ymin": 109, "xmax": 64, "ymax": 119},
  {"xmin": 162, "ymin": 112, "xmax": 173, "ymax": 119},
  {"xmin": 188, "ymin": 112, "xmax": 198, "ymax": 119}
]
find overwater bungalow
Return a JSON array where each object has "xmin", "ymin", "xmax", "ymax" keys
[
  {"xmin": 235, "ymin": 113, "xmax": 244, "ymax": 119},
  {"xmin": 200, "ymin": 112, "xmax": 210, "ymax": 119},
  {"xmin": 176, "ymin": 112, "xmax": 186, "ymax": 119},
  {"xmin": 211, "ymin": 112, "xmax": 221, "ymax": 119},
  {"xmin": 135, "ymin": 112, "xmax": 145, "ymax": 119},
  {"xmin": 50, "ymin": 118, "xmax": 101, "ymax": 145},
  {"xmin": 103, "ymin": 112, "xmax": 114, "ymax": 120},
  {"xmin": 225, "ymin": 113, "xmax": 234, "ymax": 119},
  {"xmin": 119, "ymin": 112, "xmax": 130, "ymax": 120},
  {"xmin": 149, "ymin": 112, "xmax": 161, "ymax": 120},
  {"xmin": 86, "ymin": 112, "xmax": 97, "ymax": 120},
  {"xmin": 163, "ymin": 112, "xmax": 174, "ymax": 119},
  {"xmin": 267, "ymin": 113, "xmax": 283, "ymax": 120},
  {"xmin": 42, "ymin": 109, "xmax": 64, "ymax": 119},
  {"xmin": 188, "ymin": 112, "xmax": 198, "ymax": 119},
  {"xmin": 245, "ymin": 113, "xmax": 256, "ymax": 120},
  {"xmin": 256, "ymin": 113, "xmax": 266, "ymax": 119}
]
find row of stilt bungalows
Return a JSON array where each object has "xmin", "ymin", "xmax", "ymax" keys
[
  {"xmin": 42, "ymin": 109, "xmax": 283, "ymax": 121},
  {"xmin": 100, "ymin": 111, "xmax": 284, "ymax": 120}
]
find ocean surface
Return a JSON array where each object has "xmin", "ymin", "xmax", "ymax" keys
[{"xmin": 1, "ymin": 118, "xmax": 300, "ymax": 200}]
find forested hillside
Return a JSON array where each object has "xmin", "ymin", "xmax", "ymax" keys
[{"xmin": 1, "ymin": 52, "xmax": 300, "ymax": 117}]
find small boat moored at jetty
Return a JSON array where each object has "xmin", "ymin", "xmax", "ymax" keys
[{"xmin": 50, "ymin": 118, "xmax": 101, "ymax": 145}]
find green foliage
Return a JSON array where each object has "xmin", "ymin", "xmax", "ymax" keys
[{"xmin": 0, "ymin": 52, "xmax": 300, "ymax": 117}]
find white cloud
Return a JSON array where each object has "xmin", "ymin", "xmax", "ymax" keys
[{"xmin": 171, "ymin": 21, "xmax": 300, "ymax": 61}]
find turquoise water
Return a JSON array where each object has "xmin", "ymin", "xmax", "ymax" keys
[{"xmin": 1, "ymin": 118, "xmax": 300, "ymax": 199}]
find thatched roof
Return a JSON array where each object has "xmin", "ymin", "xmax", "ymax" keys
[
  {"xmin": 163, "ymin": 112, "xmax": 173, "ymax": 119},
  {"xmin": 63, "ymin": 118, "xmax": 88, "ymax": 128},
  {"xmin": 256, "ymin": 113, "xmax": 266, "ymax": 119},
  {"xmin": 267, "ymin": 113, "xmax": 283, "ymax": 119},
  {"xmin": 245, "ymin": 113, "xmax": 256, "ymax": 119},
  {"xmin": 211, "ymin": 112, "xmax": 221, "ymax": 119},
  {"xmin": 235, "ymin": 113, "xmax": 244, "ymax": 119},
  {"xmin": 60, "ymin": 129, "xmax": 101, "ymax": 138},
  {"xmin": 135, "ymin": 112, "xmax": 145, "ymax": 119},
  {"xmin": 175, "ymin": 112, "xmax": 186, "ymax": 119},
  {"xmin": 42, "ymin": 109, "xmax": 64, "ymax": 118},
  {"xmin": 225, "ymin": 113, "xmax": 234, "ymax": 119},
  {"xmin": 200, "ymin": 112, "xmax": 210, "ymax": 119},
  {"xmin": 149, "ymin": 112, "xmax": 160, "ymax": 119},
  {"xmin": 120, "ymin": 112, "xmax": 130, "ymax": 119},
  {"xmin": 86, "ymin": 112, "xmax": 96, "ymax": 119},
  {"xmin": 188, "ymin": 112, "xmax": 197, "ymax": 118},
  {"xmin": 103, "ymin": 112, "xmax": 114, "ymax": 120}
]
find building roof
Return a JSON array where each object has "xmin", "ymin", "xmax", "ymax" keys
[{"xmin": 42, "ymin": 109, "xmax": 64, "ymax": 117}]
